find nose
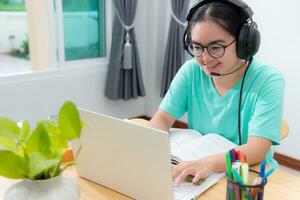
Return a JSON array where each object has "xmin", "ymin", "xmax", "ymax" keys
[{"xmin": 201, "ymin": 48, "xmax": 214, "ymax": 63}]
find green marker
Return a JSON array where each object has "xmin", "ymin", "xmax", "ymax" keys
[
  {"xmin": 225, "ymin": 152, "xmax": 232, "ymax": 179},
  {"xmin": 232, "ymin": 168, "xmax": 243, "ymax": 184}
]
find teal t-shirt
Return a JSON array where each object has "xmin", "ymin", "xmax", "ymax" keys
[{"xmin": 160, "ymin": 58, "xmax": 285, "ymax": 167}]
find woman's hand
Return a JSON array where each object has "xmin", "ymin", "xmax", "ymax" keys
[
  {"xmin": 172, "ymin": 136, "xmax": 272, "ymax": 185},
  {"xmin": 172, "ymin": 158, "xmax": 215, "ymax": 184}
]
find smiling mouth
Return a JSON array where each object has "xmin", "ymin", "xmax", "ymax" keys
[{"xmin": 204, "ymin": 63, "xmax": 220, "ymax": 68}]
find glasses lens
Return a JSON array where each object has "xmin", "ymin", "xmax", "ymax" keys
[
  {"xmin": 208, "ymin": 44, "xmax": 224, "ymax": 58},
  {"xmin": 188, "ymin": 43, "xmax": 203, "ymax": 56}
]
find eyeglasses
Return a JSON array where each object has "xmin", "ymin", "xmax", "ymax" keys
[{"xmin": 187, "ymin": 39, "xmax": 236, "ymax": 58}]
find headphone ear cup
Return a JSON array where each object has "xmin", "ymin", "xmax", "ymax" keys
[{"xmin": 237, "ymin": 22, "xmax": 261, "ymax": 60}]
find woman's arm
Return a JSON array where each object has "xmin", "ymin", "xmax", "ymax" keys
[
  {"xmin": 173, "ymin": 136, "xmax": 272, "ymax": 184},
  {"xmin": 212, "ymin": 136, "xmax": 272, "ymax": 172},
  {"xmin": 148, "ymin": 109, "xmax": 176, "ymax": 132}
]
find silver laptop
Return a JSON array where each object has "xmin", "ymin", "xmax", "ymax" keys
[{"xmin": 71, "ymin": 109, "xmax": 174, "ymax": 200}]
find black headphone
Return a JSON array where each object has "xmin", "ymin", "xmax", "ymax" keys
[{"xmin": 184, "ymin": 0, "xmax": 261, "ymax": 60}]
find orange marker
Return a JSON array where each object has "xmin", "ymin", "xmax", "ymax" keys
[
  {"xmin": 250, "ymin": 177, "xmax": 262, "ymax": 198},
  {"xmin": 240, "ymin": 151, "xmax": 246, "ymax": 163}
]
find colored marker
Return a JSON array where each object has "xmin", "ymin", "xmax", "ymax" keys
[
  {"xmin": 240, "ymin": 163, "xmax": 249, "ymax": 200},
  {"xmin": 229, "ymin": 149, "xmax": 237, "ymax": 163},
  {"xmin": 231, "ymin": 167, "xmax": 242, "ymax": 200},
  {"xmin": 250, "ymin": 177, "xmax": 262, "ymax": 199},
  {"xmin": 263, "ymin": 168, "xmax": 275, "ymax": 179},
  {"xmin": 241, "ymin": 163, "xmax": 249, "ymax": 184},
  {"xmin": 232, "ymin": 167, "xmax": 243, "ymax": 184},
  {"xmin": 240, "ymin": 151, "xmax": 246, "ymax": 163},
  {"xmin": 232, "ymin": 161, "xmax": 241, "ymax": 175},
  {"xmin": 232, "ymin": 167, "xmax": 252, "ymax": 200},
  {"xmin": 226, "ymin": 151, "xmax": 234, "ymax": 200},
  {"xmin": 259, "ymin": 161, "xmax": 266, "ymax": 178},
  {"xmin": 226, "ymin": 152, "xmax": 233, "ymax": 179}
]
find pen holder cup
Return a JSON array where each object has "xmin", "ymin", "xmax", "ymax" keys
[{"xmin": 226, "ymin": 170, "xmax": 267, "ymax": 200}]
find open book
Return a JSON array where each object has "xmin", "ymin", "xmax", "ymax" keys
[{"xmin": 170, "ymin": 128, "xmax": 237, "ymax": 200}]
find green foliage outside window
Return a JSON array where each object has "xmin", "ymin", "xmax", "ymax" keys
[
  {"xmin": 0, "ymin": 0, "xmax": 25, "ymax": 12},
  {"xmin": 9, "ymin": 34, "xmax": 30, "ymax": 60},
  {"xmin": 21, "ymin": 35, "xmax": 29, "ymax": 57}
]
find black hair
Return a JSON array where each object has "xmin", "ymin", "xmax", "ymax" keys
[{"xmin": 186, "ymin": 2, "xmax": 247, "ymax": 43}]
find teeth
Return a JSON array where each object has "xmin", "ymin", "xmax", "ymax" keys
[{"xmin": 206, "ymin": 64, "xmax": 218, "ymax": 68}]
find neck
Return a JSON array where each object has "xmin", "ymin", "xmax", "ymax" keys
[{"xmin": 212, "ymin": 61, "xmax": 249, "ymax": 93}]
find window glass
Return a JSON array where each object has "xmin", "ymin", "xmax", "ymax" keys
[
  {"xmin": 0, "ymin": 0, "xmax": 31, "ymax": 75},
  {"xmin": 0, "ymin": 0, "xmax": 25, "ymax": 11},
  {"xmin": 62, "ymin": 0, "xmax": 106, "ymax": 61}
]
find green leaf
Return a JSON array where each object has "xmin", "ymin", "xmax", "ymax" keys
[
  {"xmin": 18, "ymin": 120, "xmax": 30, "ymax": 141},
  {"xmin": 0, "ymin": 150, "xmax": 27, "ymax": 179},
  {"xmin": 12, "ymin": 120, "xmax": 31, "ymax": 156},
  {"xmin": 49, "ymin": 132, "xmax": 68, "ymax": 153},
  {"xmin": 41, "ymin": 120, "xmax": 69, "ymax": 153},
  {"xmin": 0, "ymin": 117, "xmax": 20, "ymax": 137},
  {"xmin": 0, "ymin": 136, "xmax": 15, "ymax": 151},
  {"xmin": 27, "ymin": 152, "xmax": 60, "ymax": 179},
  {"xmin": 25, "ymin": 123, "xmax": 51, "ymax": 157},
  {"xmin": 0, "ymin": 117, "xmax": 20, "ymax": 150},
  {"xmin": 58, "ymin": 101, "xmax": 81, "ymax": 140}
]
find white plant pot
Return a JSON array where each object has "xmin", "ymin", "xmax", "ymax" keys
[{"xmin": 4, "ymin": 175, "xmax": 80, "ymax": 200}]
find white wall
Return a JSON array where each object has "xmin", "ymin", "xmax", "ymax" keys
[
  {"xmin": 245, "ymin": 0, "xmax": 300, "ymax": 159},
  {"xmin": 0, "ymin": 65, "xmax": 145, "ymax": 125},
  {"xmin": 143, "ymin": 0, "xmax": 300, "ymax": 160},
  {"xmin": 142, "ymin": 0, "xmax": 169, "ymax": 116}
]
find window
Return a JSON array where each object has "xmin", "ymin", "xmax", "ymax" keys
[
  {"xmin": 0, "ymin": 0, "xmax": 31, "ymax": 75},
  {"xmin": 0, "ymin": 0, "xmax": 109, "ymax": 74},
  {"xmin": 55, "ymin": 0, "xmax": 106, "ymax": 64}
]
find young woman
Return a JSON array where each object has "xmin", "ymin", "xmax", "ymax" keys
[{"xmin": 149, "ymin": 0, "xmax": 284, "ymax": 184}]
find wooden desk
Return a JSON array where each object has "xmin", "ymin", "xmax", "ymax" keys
[
  {"xmin": 1, "ymin": 166, "xmax": 300, "ymax": 200},
  {"xmin": 1, "ymin": 119, "xmax": 299, "ymax": 199}
]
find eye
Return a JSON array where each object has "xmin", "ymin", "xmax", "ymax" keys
[
  {"xmin": 209, "ymin": 44, "xmax": 222, "ymax": 51},
  {"xmin": 209, "ymin": 44, "xmax": 223, "ymax": 53},
  {"xmin": 191, "ymin": 44, "xmax": 202, "ymax": 51}
]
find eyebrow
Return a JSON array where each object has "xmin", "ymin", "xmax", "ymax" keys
[{"xmin": 191, "ymin": 39, "xmax": 226, "ymax": 46}]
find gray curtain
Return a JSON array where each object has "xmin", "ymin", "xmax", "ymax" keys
[
  {"xmin": 160, "ymin": 0, "xmax": 190, "ymax": 97},
  {"xmin": 105, "ymin": 0, "xmax": 145, "ymax": 100}
]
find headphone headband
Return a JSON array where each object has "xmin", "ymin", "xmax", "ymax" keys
[{"xmin": 186, "ymin": 0, "xmax": 254, "ymax": 22}]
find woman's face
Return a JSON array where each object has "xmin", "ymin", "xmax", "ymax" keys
[{"xmin": 190, "ymin": 20, "xmax": 243, "ymax": 77}]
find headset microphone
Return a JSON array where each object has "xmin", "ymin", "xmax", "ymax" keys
[{"xmin": 210, "ymin": 60, "xmax": 247, "ymax": 76}]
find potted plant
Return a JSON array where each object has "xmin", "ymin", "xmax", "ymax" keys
[{"xmin": 0, "ymin": 101, "xmax": 82, "ymax": 200}]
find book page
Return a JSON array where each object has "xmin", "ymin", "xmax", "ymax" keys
[{"xmin": 170, "ymin": 128, "xmax": 237, "ymax": 161}]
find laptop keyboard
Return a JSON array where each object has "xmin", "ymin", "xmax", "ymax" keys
[{"xmin": 173, "ymin": 182, "xmax": 201, "ymax": 200}]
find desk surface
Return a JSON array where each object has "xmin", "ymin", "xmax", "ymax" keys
[
  {"xmin": 1, "ymin": 119, "xmax": 299, "ymax": 199},
  {"xmin": 1, "ymin": 166, "xmax": 300, "ymax": 200}
]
